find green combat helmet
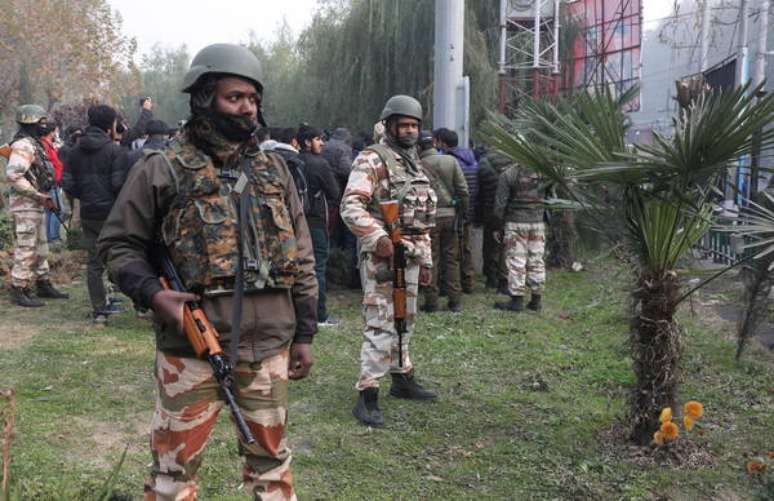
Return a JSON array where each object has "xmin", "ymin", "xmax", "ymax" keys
[
  {"xmin": 15, "ymin": 104, "xmax": 47, "ymax": 124},
  {"xmin": 182, "ymin": 43, "xmax": 264, "ymax": 93},
  {"xmin": 379, "ymin": 95, "xmax": 423, "ymax": 122}
]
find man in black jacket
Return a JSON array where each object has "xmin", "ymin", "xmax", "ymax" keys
[
  {"xmin": 265, "ymin": 127, "xmax": 309, "ymax": 214},
  {"xmin": 124, "ymin": 119, "xmax": 170, "ymax": 170},
  {"xmin": 298, "ymin": 126, "xmax": 340, "ymax": 327},
  {"xmin": 61, "ymin": 104, "xmax": 127, "ymax": 323}
]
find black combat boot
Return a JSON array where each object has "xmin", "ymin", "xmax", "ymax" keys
[
  {"xmin": 389, "ymin": 373, "xmax": 438, "ymax": 400},
  {"xmin": 36, "ymin": 280, "xmax": 69, "ymax": 299},
  {"xmin": 11, "ymin": 287, "xmax": 45, "ymax": 307},
  {"xmin": 447, "ymin": 300, "xmax": 462, "ymax": 312},
  {"xmin": 527, "ymin": 294, "xmax": 543, "ymax": 312},
  {"xmin": 494, "ymin": 295, "xmax": 524, "ymax": 312},
  {"xmin": 352, "ymin": 388, "xmax": 384, "ymax": 427}
]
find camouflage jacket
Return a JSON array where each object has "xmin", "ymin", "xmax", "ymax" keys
[
  {"xmin": 340, "ymin": 142, "xmax": 435, "ymax": 268},
  {"xmin": 5, "ymin": 137, "xmax": 52, "ymax": 212},
  {"xmin": 97, "ymin": 134, "xmax": 318, "ymax": 359},
  {"xmin": 493, "ymin": 165, "xmax": 544, "ymax": 224}
]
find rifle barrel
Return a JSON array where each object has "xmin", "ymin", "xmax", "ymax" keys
[{"xmin": 219, "ymin": 377, "xmax": 256, "ymax": 444}]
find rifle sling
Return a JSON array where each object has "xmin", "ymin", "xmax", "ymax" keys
[{"xmin": 228, "ymin": 159, "xmax": 252, "ymax": 366}]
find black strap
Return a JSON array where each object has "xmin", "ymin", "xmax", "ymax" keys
[{"xmin": 228, "ymin": 160, "xmax": 252, "ymax": 364}]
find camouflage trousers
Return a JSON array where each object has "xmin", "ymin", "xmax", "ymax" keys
[
  {"xmin": 11, "ymin": 209, "xmax": 50, "ymax": 288},
  {"xmin": 144, "ymin": 349, "xmax": 295, "ymax": 501},
  {"xmin": 356, "ymin": 252, "xmax": 418, "ymax": 390},
  {"xmin": 504, "ymin": 222, "xmax": 546, "ymax": 297}
]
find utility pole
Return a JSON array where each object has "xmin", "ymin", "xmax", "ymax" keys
[
  {"xmin": 433, "ymin": 0, "xmax": 468, "ymax": 148},
  {"xmin": 700, "ymin": 0, "xmax": 712, "ymax": 72},
  {"xmin": 735, "ymin": 0, "xmax": 751, "ymax": 202},
  {"xmin": 753, "ymin": 0, "xmax": 770, "ymax": 87},
  {"xmin": 750, "ymin": 0, "xmax": 771, "ymax": 195},
  {"xmin": 737, "ymin": 0, "xmax": 750, "ymax": 86}
]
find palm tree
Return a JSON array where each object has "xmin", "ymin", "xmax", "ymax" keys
[{"xmin": 481, "ymin": 83, "xmax": 774, "ymax": 445}]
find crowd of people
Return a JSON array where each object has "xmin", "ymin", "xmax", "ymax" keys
[{"xmin": 2, "ymin": 43, "xmax": 548, "ymax": 500}]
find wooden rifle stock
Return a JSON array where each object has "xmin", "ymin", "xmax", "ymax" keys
[
  {"xmin": 159, "ymin": 276, "xmax": 222, "ymax": 359},
  {"xmin": 0, "ymin": 144, "xmax": 11, "ymax": 160},
  {"xmin": 379, "ymin": 200, "xmax": 407, "ymax": 367},
  {"xmin": 158, "ymin": 253, "xmax": 255, "ymax": 444}
]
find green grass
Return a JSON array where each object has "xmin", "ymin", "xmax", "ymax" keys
[{"xmin": 1, "ymin": 262, "xmax": 773, "ymax": 500}]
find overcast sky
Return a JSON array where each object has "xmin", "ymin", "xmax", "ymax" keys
[
  {"xmin": 108, "ymin": 0, "xmax": 319, "ymax": 58},
  {"xmin": 111, "ymin": 0, "xmax": 675, "ymax": 60}
]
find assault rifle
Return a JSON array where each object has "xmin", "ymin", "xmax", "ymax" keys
[
  {"xmin": 0, "ymin": 144, "xmax": 11, "ymax": 159},
  {"xmin": 49, "ymin": 205, "xmax": 70, "ymax": 234},
  {"xmin": 379, "ymin": 200, "xmax": 407, "ymax": 367},
  {"xmin": 158, "ymin": 251, "xmax": 256, "ymax": 444}
]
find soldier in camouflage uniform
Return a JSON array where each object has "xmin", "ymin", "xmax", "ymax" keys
[
  {"xmin": 98, "ymin": 44, "xmax": 317, "ymax": 501},
  {"xmin": 341, "ymin": 95, "xmax": 438, "ymax": 427},
  {"xmin": 6, "ymin": 105, "xmax": 69, "ymax": 307},
  {"xmin": 477, "ymin": 150, "xmax": 514, "ymax": 291},
  {"xmin": 492, "ymin": 163, "xmax": 546, "ymax": 312}
]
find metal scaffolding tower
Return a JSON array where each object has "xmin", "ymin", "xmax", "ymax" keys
[
  {"xmin": 498, "ymin": 0, "xmax": 642, "ymax": 114},
  {"xmin": 498, "ymin": 0, "xmax": 561, "ymax": 114}
]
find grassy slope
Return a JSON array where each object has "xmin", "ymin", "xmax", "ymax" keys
[{"xmin": 0, "ymin": 263, "xmax": 772, "ymax": 500}]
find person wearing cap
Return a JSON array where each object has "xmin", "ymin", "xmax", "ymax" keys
[
  {"xmin": 297, "ymin": 125, "xmax": 340, "ymax": 327},
  {"xmin": 340, "ymin": 95, "xmax": 438, "ymax": 427},
  {"xmin": 98, "ymin": 43, "xmax": 317, "ymax": 500},
  {"xmin": 5, "ymin": 104, "xmax": 69, "ymax": 307},
  {"xmin": 124, "ymin": 119, "xmax": 172, "ymax": 170},
  {"xmin": 417, "ymin": 129, "xmax": 469, "ymax": 313}
]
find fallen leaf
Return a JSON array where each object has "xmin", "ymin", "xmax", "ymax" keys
[{"xmin": 746, "ymin": 460, "xmax": 768, "ymax": 474}]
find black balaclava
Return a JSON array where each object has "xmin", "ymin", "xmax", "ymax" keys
[
  {"xmin": 186, "ymin": 73, "xmax": 265, "ymax": 148},
  {"xmin": 15, "ymin": 122, "xmax": 47, "ymax": 141}
]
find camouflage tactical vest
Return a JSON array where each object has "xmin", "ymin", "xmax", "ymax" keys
[
  {"xmin": 158, "ymin": 139, "xmax": 298, "ymax": 296},
  {"xmin": 12, "ymin": 136, "xmax": 54, "ymax": 193},
  {"xmin": 367, "ymin": 143, "xmax": 436, "ymax": 235}
]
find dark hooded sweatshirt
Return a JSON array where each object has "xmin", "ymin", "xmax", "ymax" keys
[{"xmin": 61, "ymin": 126, "xmax": 127, "ymax": 220}]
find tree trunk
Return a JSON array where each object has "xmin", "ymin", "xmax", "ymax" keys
[
  {"xmin": 629, "ymin": 273, "xmax": 682, "ymax": 445},
  {"xmin": 546, "ymin": 210, "xmax": 578, "ymax": 269}
]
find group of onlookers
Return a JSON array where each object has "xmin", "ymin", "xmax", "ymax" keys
[
  {"xmin": 256, "ymin": 121, "xmax": 547, "ymax": 321},
  {"xmin": 5, "ymin": 97, "xmax": 178, "ymax": 323},
  {"xmin": 6, "ymin": 97, "xmax": 546, "ymax": 323}
]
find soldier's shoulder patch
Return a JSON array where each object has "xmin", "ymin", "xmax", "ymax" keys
[{"xmin": 10, "ymin": 137, "xmax": 35, "ymax": 155}]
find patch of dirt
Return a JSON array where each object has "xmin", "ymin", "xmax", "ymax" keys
[
  {"xmin": 597, "ymin": 423, "xmax": 716, "ymax": 469},
  {"xmin": 0, "ymin": 321, "xmax": 43, "ymax": 350},
  {"xmin": 61, "ymin": 413, "xmax": 152, "ymax": 469},
  {"xmin": 0, "ymin": 300, "xmax": 84, "ymax": 349}
]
